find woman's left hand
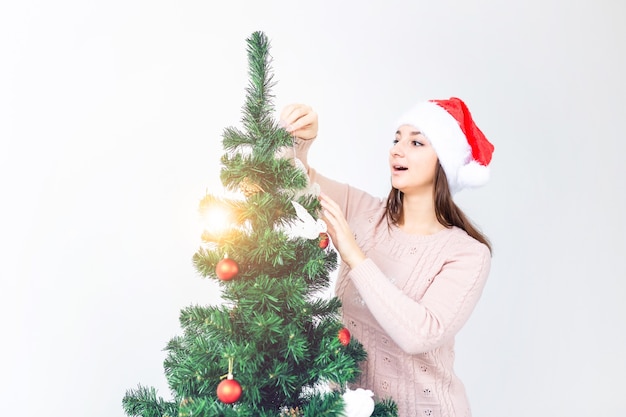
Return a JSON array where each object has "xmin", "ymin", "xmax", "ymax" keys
[{"xmin": 319, "ymin": 193, "xmax": 366, "ymax": 269}]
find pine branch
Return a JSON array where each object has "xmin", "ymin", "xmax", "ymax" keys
[
  {"xmin": 122, "ymin": 385, "xmax": 176, "ymax": 417},
  {"xmin": 300, "ymin": 391, "xmax": 345, "ymax": 416},
  {"xmin": 240, "ymin": 31, "xmax": 291, "ymax": 158},
  {"xmin": 222, "ymin": 126, "xmax": 254, "ymax": 151},
  {"xmin": 308, "ymin": 297, "xmax": 342, "ymax": 321},
  {"xmin": 372, "ymin": 398, "xmax": 399, "ymax": 417},
  {"xmin": 179, "ymin": 304, "xmax": 235, "ymax": 339},
  {"xmin": 220, "ymin": 153, "xmax": 308, "ymax": 197}
]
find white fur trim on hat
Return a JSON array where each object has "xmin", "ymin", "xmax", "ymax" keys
[{"xmin": 396, "ymin": 100, "xmax": 490, "ymax": 194}]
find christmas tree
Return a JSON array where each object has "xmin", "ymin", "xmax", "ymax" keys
[{"xmin": 123, "ymin": 31, "xmax": 397, "ymax": 417}]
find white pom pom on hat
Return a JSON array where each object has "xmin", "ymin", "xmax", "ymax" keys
[{"xmin": 396, "ymin": 97, "xmax": 495, "ymax": 194}]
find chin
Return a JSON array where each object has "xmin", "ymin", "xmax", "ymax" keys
[{"xmin": 390, "ymin": 181, "xmax": 406, "ymax": 192}]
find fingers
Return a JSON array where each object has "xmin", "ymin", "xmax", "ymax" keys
[
  {"xmin": 319, "ymin": 193, "xmax": 337, "ymax": 236},
  {"xmin": 280, "ymin": 103, "xmax": 306, "ymax": 121},
  {"xmin": 289, "ymin": 111, "xmax": 317, "ymax": 133},
  {"xmin": 319, "ymin": 193, "xmax": 342, "ymax": 225},
  {"xmin": 320, "ymin": 193, "xmax": 349, "ymax": 235},
  {"xmin": 279, "ymin": 104, "xmax": 317, "ymax": 137},
  {"xmin": 319, "ymin": 193, "xmax": 366, "ymax": 269},
  {"xmin": 280, "ymin": 103, "xmax": 312, "ymax": 124}
]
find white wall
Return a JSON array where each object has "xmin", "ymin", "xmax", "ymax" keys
[{"xmin": 1, "ymin": 1, "xmax": 624, "ymax": 416}]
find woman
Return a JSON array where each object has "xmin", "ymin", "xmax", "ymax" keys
[{"xmin": 280, "ymin": 97, "xmax": 494, "ymax": 417}]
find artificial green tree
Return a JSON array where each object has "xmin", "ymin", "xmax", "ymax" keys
[{"xmin": 123, "ymin": 31, "xmax": 397, "ymax": 417}]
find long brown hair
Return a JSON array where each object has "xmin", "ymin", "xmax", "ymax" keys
[{"xmin": 385, "ymin": 163, "xmax": 492, "ymax": 253}]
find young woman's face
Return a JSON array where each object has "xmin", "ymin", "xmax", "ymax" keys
[{"xmin": 389, "ymin": 124, "xmax": 439, "ymax": 194}]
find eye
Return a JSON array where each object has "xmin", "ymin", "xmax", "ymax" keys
[
  {"xmin": 392, "ymin": 138, "xmax": 399, "ymax": 145},
  {"xmin": 411, "ymin": 140, "xmax": 423, "ymax": 146}
]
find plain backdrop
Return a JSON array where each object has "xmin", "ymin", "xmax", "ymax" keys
[{"xmin": 1, "ymin": 1, "xmax": 625, "ymax": 415}]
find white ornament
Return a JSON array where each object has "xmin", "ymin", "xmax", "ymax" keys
[
  {"xmin": 293, "ymin": 157, "xmax": 307, "ymax": 173},
  {"xmin": 285, "ymin": 201, "xmax": 327, "ymax": 240},
  {"xmin": 342, "ymin": 388, "xmax": 375, "ymax": 417}
]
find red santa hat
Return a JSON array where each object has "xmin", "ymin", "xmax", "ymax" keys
[{"xmin": 396, "ymin": 97, "xmax": 494, "ymax": 194}]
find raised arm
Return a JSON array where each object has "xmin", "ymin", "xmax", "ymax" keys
[
  {"xmin": 348, "ymin": 241, "xmax": 491, "ymax": 354},
  {"xmin": 280, "ymin": 103, "xmax": 381, "ymax": 273},
  {"xmin": 280, "ymin": 103, "xmax": 318, "ymax": 173},
  {"xmin": 280, "ymin": 103, "xmax": 380, "ymax": 209}
]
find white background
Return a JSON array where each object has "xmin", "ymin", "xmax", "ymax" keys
[{"xmin": 1, "ymin": 1, "xmax": 625, "ymax": 416}]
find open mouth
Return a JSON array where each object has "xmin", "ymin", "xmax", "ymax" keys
[{"xmin": 393, "ymin": 165, "xmax": 408, "ymax": 171}]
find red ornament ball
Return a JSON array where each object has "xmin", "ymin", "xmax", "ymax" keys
[
  {"xmin": 338, "ymin": 327, "xmax": 351, "ymax": 346},
  {"xmin": 216, "ymin": 258, "xmax": 239, "ymax": 281},
  {"xmin": 217, "ymin": 377, "xmax": 242, "ymax": 404},
  {"xmin": 319, "ymin": 232, "xmax": 330, "ymax": 249}
]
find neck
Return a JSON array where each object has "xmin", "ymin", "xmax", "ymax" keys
[{"xmin": 398, "ymin": 190, "xmax": 446, "ymax": 235}]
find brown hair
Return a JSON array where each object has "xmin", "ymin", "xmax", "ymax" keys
[{"xmin": 385, "ymin": 163, "xmax": 492, "ymax": 253}]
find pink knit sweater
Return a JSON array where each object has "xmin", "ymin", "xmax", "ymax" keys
[{"xmin": 309, "ymin": 169, "xmax": 491, "ymax": 417}]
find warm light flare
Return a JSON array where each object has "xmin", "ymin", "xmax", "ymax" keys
[
  {"xmin": 199, "ymin": 194, "xmax": 237, "ymax": 238},
  {"xmin": 201, "ymin": 203, "xmax": 232, "ymax": 234}
]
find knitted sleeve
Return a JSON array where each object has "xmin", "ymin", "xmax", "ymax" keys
[
  {"xmin": 308, "ymin": 168, "xmax": 383, "ymax": 218},
  {"xmin": 347, "ymin": 240, "xmax": 491, "ymax": 354}
]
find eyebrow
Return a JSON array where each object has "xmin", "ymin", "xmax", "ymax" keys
[{"xmin": 395, "ymin": 130, "xmax": 422, "ymax": 136}]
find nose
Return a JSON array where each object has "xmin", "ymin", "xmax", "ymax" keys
[{"xmin": 390, "ymin": 141, "xmax": 404, "ymax": 157}]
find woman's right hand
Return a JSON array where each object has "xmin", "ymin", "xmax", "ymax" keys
[{"xmin": 280, "ymin": 104, "xmax": 318, "ymax": 140}]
